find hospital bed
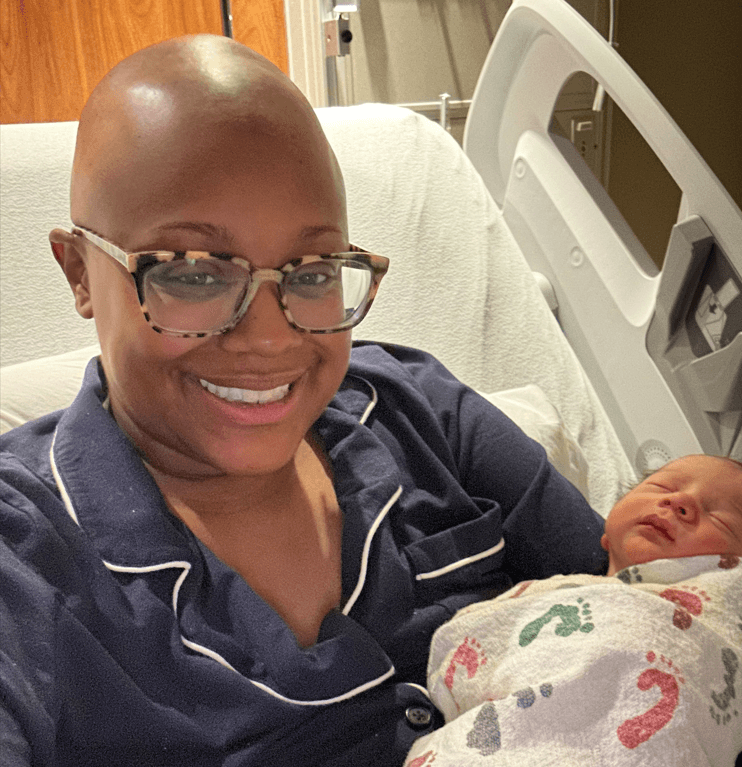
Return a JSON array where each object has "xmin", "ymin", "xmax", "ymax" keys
[{"xmin": 1, "ymin": 0, "xmax": 741, "ymax": 528}]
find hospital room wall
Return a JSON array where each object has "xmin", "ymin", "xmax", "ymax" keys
[
  {"xmin": 343, "ymin": 0, "xmax": 608, "ymax": 144},
  {"xmin": 606, "ymin": 0, "xmax": 742, "ymax": 267},
  {"xmin": 343, "ymin": 0, "xmax": 741, "ymax": 268}
]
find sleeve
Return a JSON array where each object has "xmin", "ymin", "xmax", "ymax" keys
[
  {"xmin": 0, "ymin": 463, "xmax": 61, "ymax": 765},
  {"xmin": 0, "ymin": 706, "xmax": 34, "ymax": 767},
  {"xmin": 358, "ymin": 342, "xmax": 608, "ymax": 581}
]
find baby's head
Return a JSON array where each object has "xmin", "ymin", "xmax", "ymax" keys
[{"xmin": 601, "ymin": 454, "xmax": 742, "ymax": 575}]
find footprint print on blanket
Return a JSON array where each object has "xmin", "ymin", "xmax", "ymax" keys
[
  {"xmin": 465, "ymin": 684, "xmax": 553, "ymax": 756},
  {"xmin": 658, "ymin": 586, "xmax": 710, "ymax": 630},
  {"xmin": 466, "ymin": 702, "xmax": 501, "ymax": 756},
  {"xmin": 406, "ymin": 750, "xmax": 436, "ymax": 767},
  {"xmin": 617, "ymin": 652, "xmax": 684, "ymax": 749},
  {"xmin": 444, "ymin": 637, "xmax": 488, "ymax": 692},
  {"xmin": 709, "ymin": 647, "xmax": 739, "ymax": 725},
  {"xmin": 518, "ymin": 598, "xmax": 594, "ymax": 647}
]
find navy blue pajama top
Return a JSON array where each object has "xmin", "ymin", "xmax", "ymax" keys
[{"xmin": 0, "ymin": 342, "xmax": 607, "ymax": 766}]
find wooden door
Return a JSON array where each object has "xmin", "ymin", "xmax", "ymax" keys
[{"xmin": 0, "ymin": 0, "xmax": 288, "ymax": 124}]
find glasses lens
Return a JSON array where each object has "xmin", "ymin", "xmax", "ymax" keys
[
  {"xmin": 142, "ymin": 258, "xmax": 247, "ymax": 333},
  {"xmin": 284, "ymin": 259, "xmax": 373, "ymax": 330},
  {"xmin": 140, "ymin": 256, "xmax": 375, "ymax": 334}
]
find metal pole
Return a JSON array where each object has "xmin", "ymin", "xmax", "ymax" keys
[{"xmin": 221, "ymin": 0, "xmax": 234, "ymax": 38}]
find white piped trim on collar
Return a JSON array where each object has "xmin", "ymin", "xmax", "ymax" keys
[
  {"xmin": 342, "ymin": 485, "xmax": 403, "ymax": 615},
  {"xmin": 50, "ymin": 428, "xmax": 80, "ymax": 525},
  {"xmin": 404, "ymin": 682, "xmax": 432, "ymax": 699},
  {"xmin": 104, "ymin": 559, "xmax": 192, "ymax": 614},
  {"xmin": 103, "ymin": 556, "xmax": 398, "ymax": 706},
  {"xmin": 242, "ymin": 665, "xmax": 396, "ymax": 707},
  {"xmin": 52, "ymin": 422, "xmax": 398, "ymax": 706},
  {"xmin": 358, "ymin": 380, "xmax": 378, "ymax": 425}
]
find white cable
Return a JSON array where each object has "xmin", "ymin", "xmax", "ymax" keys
[{"xmin": 592, "ymin": 0, "xmax": 616, "ymax": 112}]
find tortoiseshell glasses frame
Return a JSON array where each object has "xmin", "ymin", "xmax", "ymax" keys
[{"xmin": 71, "ymin": 227, "xmax": 389, "ymax": 338}]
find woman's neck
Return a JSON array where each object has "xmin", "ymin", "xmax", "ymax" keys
[{"xmin": 147, "ymin": 438, "xmax": 343, "ymax": 647}]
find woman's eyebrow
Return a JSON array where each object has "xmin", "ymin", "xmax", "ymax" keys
[
  {"xmin": 298, "ymin": 224, "xmax": 344, "ymax": 239},
  {"xmin": 150, "ymin": 222, "xmax": 238, "ymax": 248},
  {"xmin": 148, "ymin": 223, "xmax": 343, "ymax": 247}
]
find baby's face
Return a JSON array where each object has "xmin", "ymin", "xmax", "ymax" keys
[{"xmin": 601, "ymin": 455, "xmax": 742, "ymax": 575}]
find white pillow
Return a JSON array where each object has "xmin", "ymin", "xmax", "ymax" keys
[
  {"xmin": 0, "ymin": 345, "xmax": 100, "ymax": 433},
  {"xmin": 477, "ymin": 385, "xmax": 591, "ymax": 509}
]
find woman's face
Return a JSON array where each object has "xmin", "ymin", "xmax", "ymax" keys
[{"xmin": 70, "ymin": 122, "xmax": 352, "ymax": 480}]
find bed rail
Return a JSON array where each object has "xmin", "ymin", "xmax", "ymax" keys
[{"xmin": 464, "ymin": 0, "xmax": 742, "ymax": 468}]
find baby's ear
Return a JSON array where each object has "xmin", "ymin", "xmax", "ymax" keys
[
  {"xmin": 49, "ymin": 229, "xmax": 93, "ymax": 319},
  {"xmin": 600, "ymin": 533, "xmax": 609, "ymax": 552}
]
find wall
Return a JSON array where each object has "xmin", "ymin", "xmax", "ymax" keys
[
  {"xmin": 607, "ymin": 0, "xmax": 742, "ymax": 267},
  {"xmin": 339, "ymin": 0, "xmax": 606, "ymax": 141},
  {"xmin": 335, "ymin": 0, "xmax": 740, "ymax": 267}
]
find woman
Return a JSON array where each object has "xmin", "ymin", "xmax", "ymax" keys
[{"xmin": 0, "ymin": 34, "xmax": 607, "ymax": 765}]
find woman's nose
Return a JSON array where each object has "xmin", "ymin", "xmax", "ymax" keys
[{"xmin": 218, "ymin": 282, "xmax": 302, "ymax": 355}]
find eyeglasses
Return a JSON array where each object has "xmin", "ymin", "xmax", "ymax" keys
[{"xmin": 71, "ymin": 227, "xmax": 389, "ymax": 337}]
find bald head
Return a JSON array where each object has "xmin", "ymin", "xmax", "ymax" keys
[{"xmin": 71, "ymin": 35, "xmax": 343, "ymax": 240}]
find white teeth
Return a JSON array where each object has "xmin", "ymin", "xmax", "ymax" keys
[{"xmin": 199, "ymin": 379, "xmax": 291, "ymax": 404}]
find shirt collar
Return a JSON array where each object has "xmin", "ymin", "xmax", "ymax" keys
[
  {"xmin": 51, "ymin": 358, "xmax": 192, "ymax": 567},
  {"xmin": 49, "ymin": 357, "xmax": 403, "ymax": 700}
]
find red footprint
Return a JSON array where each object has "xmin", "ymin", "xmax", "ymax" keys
[
  {"xmin": 508, "ymin": 581, "xmax": 534, "ymax": 599},
  {"xmin": 444, "ymin": 637, "xmax": 487, "ymax": 691},
  {"xmin": 658, "ymin": 587, "xmax": 709, "ymax": 629},
  {"xmin": 407, "ymin": 750, "xmax": 436, "ymax": 767},
  {"xmin": 617, "ymin": 653, "xmax": 681, "ymax": 749}
]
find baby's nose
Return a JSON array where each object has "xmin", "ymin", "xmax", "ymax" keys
[{"xmin": 658, "ymin": 495, "xmax": 696, "ymax": 520}]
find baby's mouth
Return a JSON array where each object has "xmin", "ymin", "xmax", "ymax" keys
[
  {"xmin": 199, "ymin": 379, "xmax": 292, "ymax": 405},
  {"xmin": 640, "ymin": 514, "xmax": 675, "ymax": 541}
]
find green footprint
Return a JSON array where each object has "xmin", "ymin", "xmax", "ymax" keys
[{"xmin": 519, "ymin": 599, "xmax": 594, "ymax": 647}]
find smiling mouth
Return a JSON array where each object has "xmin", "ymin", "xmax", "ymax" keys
[{"xmin": 199, "ymin": 379, "xmax": 292, "ymax": 405}]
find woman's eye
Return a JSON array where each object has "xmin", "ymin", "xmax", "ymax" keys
[
  {"xmin": 173, "ymin": 273, "xmax": 217, "ymax": 286},
  {"xmin": 286, "ymin": 263, "xmax": 341, "ymax": 297},
  {"xmin": 145, "ymin": 260, "xmax": 243, "ymax": 302},
  {"xmin": 294, "ymin": 272, "xmax": 329, "ymax": 286},
  {"xmin": 152, "ymin": 270, "xmax": 228, "ymax": 289}
]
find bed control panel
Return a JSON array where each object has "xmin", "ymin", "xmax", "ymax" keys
[{"xmin": 646, "ymin": 216, "xmax": 742, "ymax": 460}]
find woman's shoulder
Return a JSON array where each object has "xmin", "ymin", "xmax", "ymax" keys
[
  {"xmin": 347, "ymin": 341, "xmax": 480, "ymax": 404},
  {"xmin": 349, "ymin": 340, "xmax": 447, "ymax": 376},
  {"xmin": 0, "ymin": 413, "xmax": 60, "ymax": 486}
]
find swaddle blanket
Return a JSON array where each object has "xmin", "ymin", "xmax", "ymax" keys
[{"xmin": 406, "ymin": 555, "xmax": 742, "ymax": 766}]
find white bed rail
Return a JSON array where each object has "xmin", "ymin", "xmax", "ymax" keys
[{"xmin": 464, "ymin": 0, "xmax": 742, "ymax": 469}]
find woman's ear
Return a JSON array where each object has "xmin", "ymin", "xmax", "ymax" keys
[{"xmin": 49, "ymin": 228, "xmax": 94, "ymax": 319}]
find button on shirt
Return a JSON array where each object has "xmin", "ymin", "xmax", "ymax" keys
[{"xmin": 0, "ymin": 342, "xmax": 607, "ymax": 765}]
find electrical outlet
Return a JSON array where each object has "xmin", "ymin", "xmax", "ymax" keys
[{"xmin": 569, "ymin": 111, "xmax": 602, "ymax": 178}]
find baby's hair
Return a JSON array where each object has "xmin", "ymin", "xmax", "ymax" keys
[{"xmin": 617, "ymin": 470, "xmax": 652, "ymax": 500}]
